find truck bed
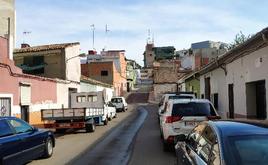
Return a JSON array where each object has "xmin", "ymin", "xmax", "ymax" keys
[{"xmin": 41, "ymin": 108, "xmax": 104, "ymax": 121}]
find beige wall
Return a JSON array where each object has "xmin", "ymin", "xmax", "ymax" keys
[
  {"xmin": 200, "ymin": 68, "xmax": 228, "ymax": 118},
  {"xmin": 65, "ymin": 45, "xmax": 81, "ymax": 82},
  {"xmin": 200, "ymin": 45, "xmax": 268, "ymax": 119},
  {"xmin": 226, "ymin": 46, "xmax": 268, "ymax": 117},
  {"xmin": 57, "ymin": 81, "xmax": 80, "ymax": 108},
  {"xmin": 0, "ymin": 0, "xmax": 15, "ymax": 59}
]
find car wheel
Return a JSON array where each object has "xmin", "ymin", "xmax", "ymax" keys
[
  {"xmin": 104, "ymin": 118, "xmax": 108, "ymax": 125},
  {"xmin": 163, "ymin": 141, "xmax": 170, "ymax": 152},
  {"xmin": 55, "ymin": 129, "xmax": 66, "ymax": 134},
  {"xmin": 122, "ymin": 106, "xmax": 125, "ymax": 112},
  {"xmin": 114, "ymin": 113, "xmax": 117, "ymax": 118},
  {"xmin": 43, "ymin": 137, "xmax": 53, "ymax": 158},
  {"xmin": 86, "ymin": 123, "xmax": 95, "ymax": 132}
]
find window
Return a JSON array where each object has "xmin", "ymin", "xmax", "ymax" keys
[
  {"xmin": 101, "ymin": 70, "xmax": 108, "ymax": 76},
  {"xmin": 23, "ymin": 56, "xmax": 45, "ymax": 75},
  {"xmin": 8, "ymin": 119, "xmax": 32, "ymax": 134},
  {"xmin": 88, "ymin": 95, "xmax": 97, "ymax": 102},
  {"xmin": 77, "ymin": 96, "xmax": 86, "ymax": 103},
  {"xmin": 172, "ymin": 102, "xmax": 216, "ymax": 117},
  {"xmin": 0, "ymin": 120, "xmax": 14, "ymax": 137}
]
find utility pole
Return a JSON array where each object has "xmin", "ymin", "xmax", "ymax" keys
[
  {"xmin": 7, "ymin": 17, "xmax": 10, "ymax": 58},
  {"xmin": 90, "ymin": 24, "xmax": 95, "ymax": 50}
]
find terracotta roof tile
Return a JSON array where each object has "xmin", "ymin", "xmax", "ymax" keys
[{"xmin": 14, "ymin": 42, "xmax": 80, "ymax": 53}]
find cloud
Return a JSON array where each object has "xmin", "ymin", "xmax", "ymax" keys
[{"xmin": 16, "ymin": 0, "xmax": 268, "ymax": 66}]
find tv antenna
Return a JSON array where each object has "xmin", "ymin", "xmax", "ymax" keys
[
  {"xmin": 90, "ymin": 24, "xmax": 95, "ymax": 50},
  {"xmin": 104, "ymin": 24, "xmax": 110, "ymax": 50},
  {"xmin": 22, "ymin": 30, "xmax": 31, "ymax": 43}
]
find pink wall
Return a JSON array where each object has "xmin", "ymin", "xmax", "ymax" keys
[
  {"xmin": 0, "ymin": 65, "xmax": 57, "ymax": 105},
  {"xmin": 0, "ymin": 37, "xmax": 57, "ymax": 105}
]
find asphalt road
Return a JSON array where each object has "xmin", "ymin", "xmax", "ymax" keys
[
  {"xmin": 128, "ymin": 105, "xmax": 176, "ymax": 165},
  {"xmin": 28, "ymin": 92, "xmax": 149, "ymax": 165}
]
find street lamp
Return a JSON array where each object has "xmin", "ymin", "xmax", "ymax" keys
[{"xmin": 65, "ymin": 53, "xmax": 86, "ymax": 62}]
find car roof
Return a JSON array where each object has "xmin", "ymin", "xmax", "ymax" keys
[
  {"xmin": 209, "ymin": 120, "xmax": 268, "ymax": 137},
  {"xmin": 112, "ymin": 97, "xmax": 124, "ymax": 99},
  {"xmin": 0, "ymin": 116, "xmax": 17, "ymax": 120},
  {"xmin": 170, "ymin": 99, "xmax": 211, "ymax": 104}
]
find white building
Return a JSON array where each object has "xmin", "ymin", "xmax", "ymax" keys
[{"xmin": 198, "ymin": 27, "xmax": 268, "ymax": 119}]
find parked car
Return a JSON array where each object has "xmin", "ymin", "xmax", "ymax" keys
[
  {"xmin": 175, "ymin": 120, "xmax": 268, "ymax": 165},
  {"xmin": 0, "ymin": 117, "xmax": 55, "ymax": 165},
  {"xmin": 111, "ymin": 97, "xmax": 128, "ymax": 112},
  {"xmin": 105, "ymin": 101, "xmax": 117, "ymax": 120},
  {"xmin": 158, "ymin": 92, "xmax": 196, "ymax": 117},
  {"xmin": 160, "ymin": 99, "xmax": 220, "ymax": 151}
]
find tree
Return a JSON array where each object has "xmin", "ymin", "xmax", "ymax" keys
[{"xmin": 228, "ymin": 31, "xmax": 252, "ymax": 50}]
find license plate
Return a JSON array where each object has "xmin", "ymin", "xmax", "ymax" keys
[
  {"xmin": 59, "ymin": 123, "xmax": 70, "ymax": 127},
  {"xmin": 185, "ymin": 121, "xmax": 198, "ymax": 126}
]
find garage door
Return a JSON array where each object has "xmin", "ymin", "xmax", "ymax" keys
[{"xmin": 0, "ymin": 98, "xmax": 11, "ymax": 116}]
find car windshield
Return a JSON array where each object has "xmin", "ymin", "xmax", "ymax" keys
[
  {"xmin": 227, "ymin": 135, "xmax": 268, "ymax": 165},
  {"xmin": 169, "ymin": 95, "xmax": 193, "ymax": 99},
  {"xmin": 111, "ymin": 98, "xmax": 122, "ymax": 103},
  {"xmin": 172, "ymin": 102, "xmax": 216, "ymax": 116}
]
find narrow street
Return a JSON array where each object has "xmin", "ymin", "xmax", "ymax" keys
[{"xmin": 128, "ymin": 105, "xmax": 176, "ymax": 165}]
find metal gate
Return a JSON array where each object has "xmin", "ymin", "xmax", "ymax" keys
[{"xmin": 0, "ymin": 98, "xmax": 11, "ymax": 116}]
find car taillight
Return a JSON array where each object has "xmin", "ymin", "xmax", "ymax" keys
[
  {"xmin": 165, "ymin": 116, "xmax": 182, "ymax": 123},
  {"xmin": 207, "ymin": 116, "xmax": 221, "ymax": 120}
]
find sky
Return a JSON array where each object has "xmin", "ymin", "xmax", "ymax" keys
[{"xmin": 15, "ymin": 0, "xmax": 268, "ymax": 66}]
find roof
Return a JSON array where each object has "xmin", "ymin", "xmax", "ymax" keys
[
  {"xmin": 211, "ymin": 120, "xmax": 268, "ymax": 137},
  {"xmin": 171, "ymin": 99, "xmax": 211, "ymax": 104},
  {"xmin": 0, "ymin": 116, "xmax": 17, "ymax": 120},
  {"xmin": 14, "ymin": 42, "xmax": 80, "ymax": 53},
  {"xmin": 80, "ymin": 75, "xmax": 112, "ymax": 88}
]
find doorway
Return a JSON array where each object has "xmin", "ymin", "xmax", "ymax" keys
[
  {"xmin": 228, "ymin": 84, "xmax": 234, "ymax": 119},
  {"xmin": 246, "ymin": 80, "xmax": 266, "ymax": 119},
  {"xmin": 21, "ymin": 105, "xmax": 29, "ymax": 122},
  {"xmin": 68, "ymin": 88, "xmax": 77, "ymax": 108},
  {"xmin": 205, "ymin": 77, "xmax": 211, "ymax": 100}
]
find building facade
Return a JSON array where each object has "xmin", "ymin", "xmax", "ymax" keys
[
  {"xmin": 13, "ymin": 42, "xmax": 81, "ymax": 82},
  {"xmin": 197, "ymin": 27, "xmax": 268, "ymax": 119},
  {"xmin": 0, "ymin": 0, "xmax": 15, "ymax": 59}
]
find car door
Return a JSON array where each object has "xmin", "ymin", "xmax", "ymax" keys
[
  {"xmin": 0, "ymin": 120, "xmax": 22, "ymax": 165},
  {"xmin": 7, "ymin": 119, "xmax": 45, "ymax": 162}
]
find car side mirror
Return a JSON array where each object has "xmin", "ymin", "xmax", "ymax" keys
[
  {"xmin": 174, "ymin": 134, "xmax": 187, "ymax": 143},
  {"xmin": 160, "ymin": 110, "xmax": 165, "ymax": 114},
  {"xmin": 32, "ymin": 127, "xmax": 39, "ymax": 132},
  {"xmin": 158, "ymin": 103, "xmax": 162, "ymax": 107}
]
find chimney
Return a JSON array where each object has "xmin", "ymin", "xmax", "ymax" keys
[
  {"xmin": 88, "ymin": 50, "xmax": 97, "ymax": 55},
  {"xmin": 21, "ymin": 43, "xmax": 30, "ymax": 48}
]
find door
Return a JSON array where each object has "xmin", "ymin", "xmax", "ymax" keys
[
  {"xmin": 256, "ymin": 80, "xmax": 266, "ymax": 119},
  {"xmin": 0, "ymin": 98, "xmax": 11, "ymax": 116},
  {"xmin": 205, "ymin": 77, "xmax": 211, "ymax": 100},
  {"xmin": 21, "ymin": 106, "xmax": 29, "ymax": 122},
  {"xmin": 0, "ymin": 120, "xmax": 22, "ymax": 165},
  {"xmin": 68, "ymin": 88, "xmax": 77, "ymax": 108},
  {"xmin": 7, "ymin": 118, "xmax": 44, "ymax": 162},
  {"xmin": 228, "ymin": 84, "xmax": 234, "ymax": 119}
]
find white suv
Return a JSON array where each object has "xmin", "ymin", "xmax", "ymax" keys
[
  {"xmin": 111, "ymin": 97, "xmax": 128, "ymax": 112},
  {"xmin": 158, "ymin": 92, "xmax": 196, "ymax": 123},
  {"xmin": 160, "ymin": 99, "xmax": 220, "ymax": 150}
]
